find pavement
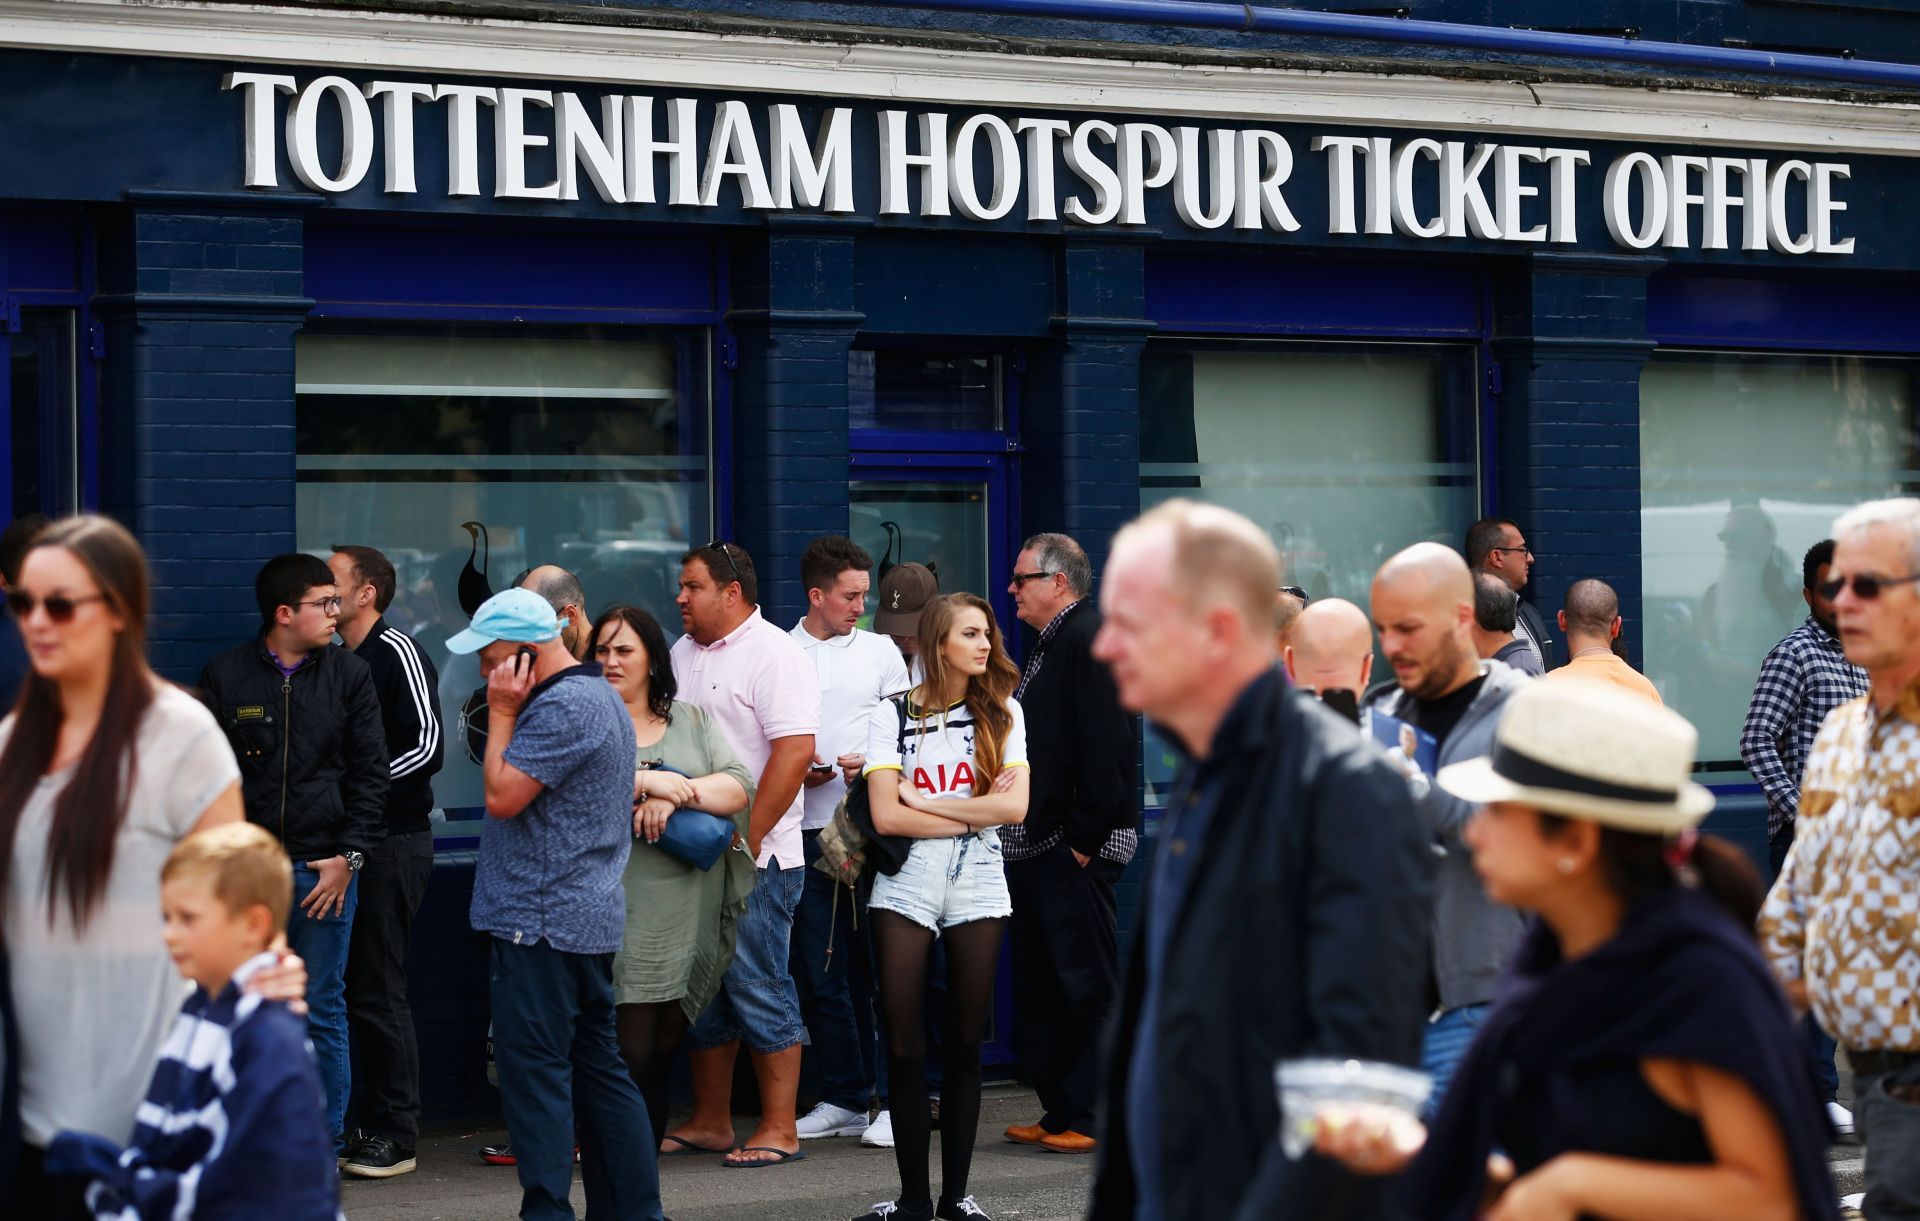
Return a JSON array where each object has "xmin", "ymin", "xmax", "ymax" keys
[{"xmin": 339, "ymin": 1084, "xmax": 1866, "ymax": 1220}]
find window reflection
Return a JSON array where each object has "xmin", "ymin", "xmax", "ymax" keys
[
  {"xmin": 1640, "ymin": 353, "xmax": 1919, "ymax": 767},
  {"xmin": 295, "ymin": 326, "xmax": 710, "ymax": 826}
]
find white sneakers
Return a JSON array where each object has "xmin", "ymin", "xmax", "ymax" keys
[
  {"xmin": 797, "ymin": 1102, "xmax": 871, "ymax": 1140},
  {"xmin": 862, "ymin": 1110, "xmax": 896, "ymax": 1148},
  {"xmin": 1828, "ymin": 1100, "xmax": 1856, "ymax": 1137}
]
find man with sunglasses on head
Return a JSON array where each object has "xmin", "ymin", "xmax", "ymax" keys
[
  {"xmin": 1466, "ymin": 517, "xmax": 1557, "ymax": 671},
  {"xmin": 1762, "ymin": 500, "xmax": 1920, "ymax": 1219},
  {"xmin": 1745, "ymin": 538, "xmax": 1871, "ymax": 1142},
  {"xmin": 662, "ymin": 540, "xmax": 820, "ymax": 1169},
  {"xmin": 199, "ymin": 552, "xmax": 389, "ymax": 1158}
]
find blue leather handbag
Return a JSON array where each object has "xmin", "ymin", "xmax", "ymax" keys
[{"xmin": 638, "ymin": 763, "xmax": 736, "ymax": 871}]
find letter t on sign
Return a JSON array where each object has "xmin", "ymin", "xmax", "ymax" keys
[{"xmin": 223, "ymin": 72, "xmax": 298, "ymax": 188}]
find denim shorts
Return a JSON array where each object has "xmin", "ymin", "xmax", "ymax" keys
[
  {"xmin": 869, "ymin": 830, "xmax": 1013, "ymax": 934},
  {"xmin": 686, "ymin": 859, "xmax": 806, "ymax": 1055}
]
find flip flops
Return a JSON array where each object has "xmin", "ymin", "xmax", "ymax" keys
[
  {"xmin": 721, "ymin": 1146, "xmax": 806, "ymax": 1169},
  {"xmin": 659, "ymin": 1134, "xmax": 730, "ymax": 1157}
]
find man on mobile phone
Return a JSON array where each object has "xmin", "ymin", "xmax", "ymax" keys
[
  {"xmin": 450, "ymin": 588, "xmax": 662, "ymax": 1220},
  {"xmin": 1283, "ymin": 598, "xmax": 1375, "ymax": 711}
]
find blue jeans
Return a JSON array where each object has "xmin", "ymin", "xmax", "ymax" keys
[
  {"xmin": 1420, "ymin": 1003, "xmax": 1490, "ymax": 1118},
  {"xmin": 793, "ymin": 831, "xmax": 872, "ymax": 1112},
  {"xmin": 491, "ymin": 938, "xmax": 662, "ymax": 1221},
  {"xmin": 688, "ymin": 860, "xmax": 805, "ymax": 1055},
  {"xmin": 287, "ymin": 864, "xmax": 357, "ymax": 1146}
]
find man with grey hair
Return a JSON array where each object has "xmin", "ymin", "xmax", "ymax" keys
[
  {"xmin": 1761, "ymin": 497, "xmax": 1920, "ymax": 1219},
  {"xmin": 517, "ymin": 565, "xmax": 589, "ymax": 661},
  {"xmin": 998, "ymin": 532, "xmax": 1136, "ymax": 1154},
  {"xmin": 1090, "ymin": 501, "xmax": 1429, "ymax": 1220},
  {"xmin": 1469, "ymin": 571, "xmax": 1542, "ymax": 677}
]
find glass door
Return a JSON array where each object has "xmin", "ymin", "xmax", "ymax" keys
[
  {"xmin": 848, "ymin": 455, "xmax": 1017, "ymax": 642},
  {"xmin": 2, "ymin": 307, "xmax": 82, "ymax": 520}
]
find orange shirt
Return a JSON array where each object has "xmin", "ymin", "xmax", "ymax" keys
[{"xmin": 1544, "ymin": 649, "xmax": 1664, "ymax": 705}]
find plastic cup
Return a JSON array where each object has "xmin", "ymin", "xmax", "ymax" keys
[{"xmin": 1273, "ymin": 1058, "xmax": 1432, "ymax": 1159}]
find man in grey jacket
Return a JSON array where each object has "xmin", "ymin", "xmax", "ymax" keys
[{"xmin": 1367, "ymin": 542, "xmax": 1529, "ymax": 1110}]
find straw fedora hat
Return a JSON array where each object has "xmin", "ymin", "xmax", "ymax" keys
[{"xmin": 1436, "ymin": 679, "xmax": 1714, "ymax": 834}]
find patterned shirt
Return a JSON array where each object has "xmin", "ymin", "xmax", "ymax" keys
[
  {"xmin": 1758, "ymin": 681, "xmax": 1920, "ymax": 1052},
  {"xmin": 1740, "ymin": 617, "xmax": 1869, "ymax": 839},
  {"xmin": 1004, "ymin": 601, "xmax": 1139, "ymax": 865}
]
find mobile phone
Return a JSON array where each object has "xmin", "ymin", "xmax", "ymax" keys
[
  {"xmin": 1318, "ymin": 687, "xmax": 1361, "ymax": 724},
  {"xmin": 809, "ymin": 762, "xmax": 835, "ymax": 774},
  {"xmin": 516, "ymin": 645, "xmax": 537, "ymax": 675}
]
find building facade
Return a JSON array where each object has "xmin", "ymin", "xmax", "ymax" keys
[{"xmin": 5, "ymin": 0, "xmax": 1919, "ymax": 1111}]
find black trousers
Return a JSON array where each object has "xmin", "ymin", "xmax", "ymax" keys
[
  {"xmin": 345, "ymin": 827, "xmax": 434, "ymax": 1145},
  {"xmin": 1005, "ymin": 842, "xmax": 1123, "ymax": 1136}
]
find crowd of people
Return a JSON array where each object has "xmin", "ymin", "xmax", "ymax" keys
[{"xmin": 0, "ymin": 492, "xmax": 1915, "ymax": 1221}]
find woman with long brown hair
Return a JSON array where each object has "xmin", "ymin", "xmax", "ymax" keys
[
  {"xmin": 0, "ymin": 516, "xmax": 247, "ymax": 1215},
  {"xmin": 856, "ymin": 593, "xmax": 1029, "ymax": 1221}
]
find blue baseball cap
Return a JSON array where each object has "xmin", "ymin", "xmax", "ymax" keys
[{"xmin": 446, "ymin": 588, "xmax": 563, "ymax": 655}]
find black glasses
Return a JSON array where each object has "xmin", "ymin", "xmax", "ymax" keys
[
  {"xmin": 5, "ymin": 591, "xmax": 106, "ymax": 623},
  {"xmin": 1279, "ymin": 585, "xmax": 1309, "ymax": 604},
  {"xmin": 1817, "ymin": 572, "xmax": 1920, "ymax": 601},
  {"xmin": 1491, "ymin": 546, "xmax": 1534, "ymax": 560},
  {"xmin": 1010, "ymin": 571, "xmax": 1056, "ymax": 586},
  {"xmin": 705, "ymin": 540, "xmax": 743, "ymax": 587},
  {"xmin": 297, "ymin": 596, "xmax": 343, "ymax": 615}
]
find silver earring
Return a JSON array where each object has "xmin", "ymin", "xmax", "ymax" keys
[{"xmin": 1557, "ymin": 859, "xmax": 1575, "ymax": 875}]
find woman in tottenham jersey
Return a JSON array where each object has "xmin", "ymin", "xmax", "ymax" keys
[{"xmin": 855, "ymin": 593, "xmax": 1029, "ymax": 1221}]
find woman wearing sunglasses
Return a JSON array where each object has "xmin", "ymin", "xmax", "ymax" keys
[
  {"xmin": 1315, "ymin": 680, "xmax": 1837, "ymax": 1221},
  {"xmin": 0, "ymin": 516, "xmax": 281, "ymax": 1215}
]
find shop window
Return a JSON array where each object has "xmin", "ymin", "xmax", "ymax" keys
[
  {"xmin": 295, "ymin": 326, "xmax": 710, "ymax": 827},
  {"xmin": 1139, "ymin": 341, "xmax": 1480, "ymax": 802},
  {"xmin": 1640, "ymin": 353, "xmax": 1919, "ymax": 770},
  {"xmin": 850, "ymin": 350, "xmax": 1003, "ymax": 431}
]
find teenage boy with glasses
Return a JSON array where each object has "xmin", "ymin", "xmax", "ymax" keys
[{"xmin": 198, "ymin": 552, "xmax": 389, "ymax": 1158}]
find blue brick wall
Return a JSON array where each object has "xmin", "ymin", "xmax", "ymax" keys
[
  {"xmin": 727, "ymin": 225, "xmax": 862, "ymax": 625},
  {"xmin": 99, "ymin": 200, "xmax": 312, "ymax": 683}
]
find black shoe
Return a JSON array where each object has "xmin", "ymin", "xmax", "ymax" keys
[
  {"xmin": 936, "ymin": 1198, "xmax": 993, "ymax": 1220},
  {"xmin": 854, "ymin": 1202, "xmax": 934, "ymax": 1221},
  {"xmin": 342, "ymin": 1134, "xmax": 418, "ymax": 1179},
  {"xmin": 337, "ymin": 1128, "xmax": 368, "ymax": 1169}
]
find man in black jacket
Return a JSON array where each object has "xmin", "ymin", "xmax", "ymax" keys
[
  {"xmin": 1089, "ymin": 500, "xmax": 1431, "ymax": 1221},
  {"xmin": 200, "ymin": 552, "xmax": 389, "ymax": 1155},
  {"xmin": 1466, "ymin": 516, "xmax": 1557, "ymax": 671},
  {"xmin": 329, "ymin": 545, "xmax": 444, "ymax": 1178},
  {"xmin": 998, "ymin": 532, "xmax": 1136, "ymax": 1156}
]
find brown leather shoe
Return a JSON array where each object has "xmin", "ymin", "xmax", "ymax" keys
[
  {"xmin": 1003, "ymin": 1123, "xmax": 1047, "ymax": 1146},
  {"xmin": 1039, "ymin": 1131, "xmax": 1096, "ymax": 1155}
]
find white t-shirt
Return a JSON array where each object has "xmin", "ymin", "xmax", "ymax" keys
[
  {"xmin": 4, "ymin": 682, "xmax": 241, "ymax": 1146},
  {"xmin": 789, "ymin": 622, "xmax": 910, "ymax": 831},
  {"xmin": 864, "ymin": 693, "xmax": 1029, "ymax": 802}
]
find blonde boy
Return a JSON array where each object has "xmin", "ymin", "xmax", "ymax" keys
[{"xmin": 46, "ymin": 824, "xmax": 342, "ymax": 1220}]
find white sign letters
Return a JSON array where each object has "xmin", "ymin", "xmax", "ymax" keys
[{"xmin": 221, "ymin": 71, "xmax": 1856, "ymax": 255}]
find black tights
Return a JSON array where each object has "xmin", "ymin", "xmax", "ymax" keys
[
  {"xmin": 872, "ymin": 910, "xmax": 1006, "ymax": 1211},
  {"xmin": 615, "ymin": 1000, "xmax": 690, "ymax": 1140}
]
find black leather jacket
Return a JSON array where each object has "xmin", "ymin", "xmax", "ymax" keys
[{"xmin": 199, "ymin": 636, "xmax": 389, "ymax": 861}]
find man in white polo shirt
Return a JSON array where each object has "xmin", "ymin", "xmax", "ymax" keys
[
  {"xmin": 788, "ymin": 537, "xmax": 910, "ymax": 1142},
  {"xmin": 662, "ymin": 541, "xmax": 820, "ymax": 1169}
]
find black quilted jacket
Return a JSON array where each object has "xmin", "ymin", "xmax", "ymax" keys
[{"xmin": 198, "ymin": 636, "xmax": 389, "ymax": 861}]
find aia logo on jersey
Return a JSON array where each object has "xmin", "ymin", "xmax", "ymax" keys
[{"xmin": 913, "ymin": 761, "xmax": 975, "ymax": 795}]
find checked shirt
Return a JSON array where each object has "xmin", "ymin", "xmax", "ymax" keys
[{"xmin": 1739, "ymin": 616, "xmax": 1868, "ymax": 840}]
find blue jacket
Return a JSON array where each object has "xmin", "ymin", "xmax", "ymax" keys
[{"xmin": 47, "ymin": 953, "xmax": 341, "ymax": 1221}]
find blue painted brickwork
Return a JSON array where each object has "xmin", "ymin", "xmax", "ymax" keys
[
  {"xmin": 98, "ymin": 203, "xmax": 311, "ymax": 683},
  {"xmin": 727, "ymin": 226, "xmax": 862, "ymax": 625}
]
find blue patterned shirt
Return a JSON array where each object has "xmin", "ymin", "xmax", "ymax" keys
[
  {"xmin": 1739, "ymin": 617, "xmax": 1868, "ymax": 839},
  {"xmin": 473, "ymin": 664, "xmax": 636, "ymax": 955}
]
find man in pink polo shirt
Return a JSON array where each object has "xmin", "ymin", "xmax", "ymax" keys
[{"xmin": 661, "ymin": 541, "xmax": 820, "ymax": 1169}]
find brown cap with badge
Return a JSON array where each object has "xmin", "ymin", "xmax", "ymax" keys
[{"xmin": 873, "ymin": 562, "xmax": 938, "ymax": 635}]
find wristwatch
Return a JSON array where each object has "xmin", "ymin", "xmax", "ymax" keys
[{"xmin": 343, "ymin": 850, "xmax": 366, "ymax": 873}]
